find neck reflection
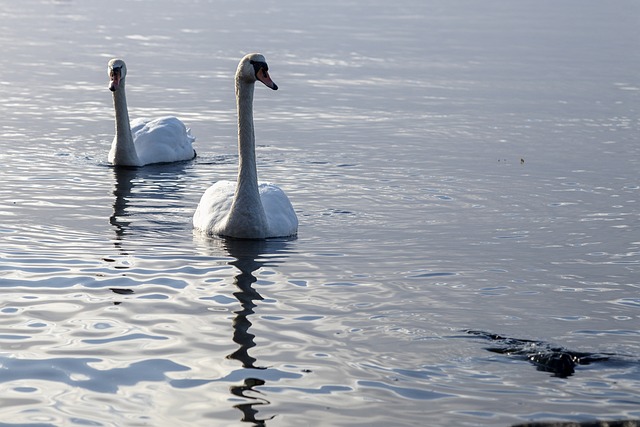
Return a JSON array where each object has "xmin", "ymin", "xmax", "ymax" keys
[
  {"xmin": 227, "ymin": 249, "xmax": 265, "ymax": 369},
  {"xmin": 110, "ymin": 166, "xmax": 138, "ymax": 243},
  {"xmin": 110, "ymin": 163, "xmax": 189, "ymax": 245},
  {"xmin": 222, "ymin": 238, "xmax": 292, "ymax": 426},
  {"xmin": 230, "ymin": 378, "xmax": 275, "ymax": 426}
]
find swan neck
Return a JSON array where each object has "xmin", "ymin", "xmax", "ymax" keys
[
  {"xmin": 236, "ymin": 80, "xmax": 259, "ymax": 193},
  {"xmin": 226, "ymin": 78, "xmax": 268, "ymax": 238},
  {"xmin": 111, "ymin": 81, "xmax": 140, "ymax": 166}
]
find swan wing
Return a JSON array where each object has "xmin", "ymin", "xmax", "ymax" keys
[
  {"xmin": 193, "ymin": 180, "xmax": 236, "ymax": 235},
  {"xmin": 259, "ymin": 183, "xmax": 298, "ymax": 237},
  {"xmin": 131, "ymin": 116, "xmax": 196, "ymax": 165}
]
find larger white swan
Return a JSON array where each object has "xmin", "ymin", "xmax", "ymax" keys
[
  {"xmin": 193, "ymin": 53, "xmax": 298, "ymax": 239},
  {"xmin": 107, "ymin": 58, "xmax": 196, "ymax": 167}
]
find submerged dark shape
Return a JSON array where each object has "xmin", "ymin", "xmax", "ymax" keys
[
  {"xmin": 513, "ymin": 419, "xmax": 640, "ymax": 426},
  {"xmin": 466, "ymin": 330, "xmax": 613, "ymax": 378},
  {"xmin": 109, "ymin": 288, "xmax": 134, "ymax": 295}
]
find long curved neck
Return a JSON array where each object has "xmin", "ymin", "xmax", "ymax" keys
[
  {"xmin": 111, "ymin": 81, "xmax": 140, "ymax": 166},
  {"xmin": 236, "ymin": 79, "xmax": 259, "ymax": 197},
  {"xmin": 227, "ymin": 78, "xmax": 268, "ymax": 238}
]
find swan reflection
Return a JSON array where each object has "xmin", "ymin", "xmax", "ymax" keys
[
  {"xmin": 110, "ymin": 162, "xmax": 191, "ymax": 244},
  {"xmin": 108, "ymin": 164, "xmax": 193, "ymax": 300},
  {"xmin": 225, "ymin": 239, "xmax": 276, "ymax": 370},
  {"xmin": 230, "ymin": 378, "xmax": 275, "ymax": 426},
  {"xmin": 197, "ymin": 237, "xmax": 293, "ymax": 426},
  {"xmin": 110, "ymin": 166, "xmax": 137, "ymax": 242},
  {"xmin": 224, "ymin": 238, "xmax": 291, "ymax": 425}
]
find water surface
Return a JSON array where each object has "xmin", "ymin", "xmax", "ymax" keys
[{"xmin": 0, "ymin": 0, "xmax": 639, "ymax": 425}]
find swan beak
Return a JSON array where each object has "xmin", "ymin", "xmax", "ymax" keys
[
  {"xmin": 109, "ymin": 68, "xmax": 121, "ymax": 92},
  {"xmin": 256, "ymin": 68, "xmax": 278, "ymax": 91}
]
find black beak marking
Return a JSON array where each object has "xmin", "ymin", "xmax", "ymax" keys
[{"xmin": 250, "ymin": 60, "xmax": 268, "ymax": 78}]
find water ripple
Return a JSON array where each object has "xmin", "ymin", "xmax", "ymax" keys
[{"xmin": 1, "ymin": 0, "xmax": 639, "ymax": 425}]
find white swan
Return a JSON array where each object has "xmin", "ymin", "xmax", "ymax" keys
[
  {"xmin": 193, "ymin": 53, "xmax": 298, "ymax": 239},
  {"xmin": 107, "ymin": 58, "xmax": 196, "ymax": 167}
]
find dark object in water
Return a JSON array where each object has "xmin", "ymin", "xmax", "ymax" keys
[
  {"xmin": 109, "ymin": 288, "xmax": 134, "ymax": 295},
  {"xmin": 513, "ymin": 420, "xmax": 640, "ymax": 427},
  {"xmin": 466, "ymin": 330, "xmax": 613, "ymax": 378}
]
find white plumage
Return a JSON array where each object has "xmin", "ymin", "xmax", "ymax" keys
[
  {"xmin": 107, "ymin": 58, "xmax": 196, "ymax": 167},
  {"xmin": 193, "ymin": 53, "xmax": 297, "ymax": 239},
  {"xmin": 193, "ymin": 181, "xmax": 297, "ymax": 239}
]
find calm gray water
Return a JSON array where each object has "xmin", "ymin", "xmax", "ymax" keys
[{"xmin": 1, "ymin": 0, "xmax": 639, "ymax": 425}]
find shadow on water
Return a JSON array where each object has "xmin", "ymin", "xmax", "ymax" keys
[{"xmin": 180, "ymin": 237, "xmax": 297, "ymax": 426}]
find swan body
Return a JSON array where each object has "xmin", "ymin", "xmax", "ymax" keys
[
  {"xmin": 107, "ymin": 58, "xmax": 196, "ymax": 167},
  {"xmin": 193, "ymin": 53, "xmax": 297, "ymax": 239}
]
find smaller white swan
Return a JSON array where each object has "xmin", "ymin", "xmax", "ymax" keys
[
  {"xmin": 107, "ymin": 58, "xmax": 196, "ymax": 167},
  {"xmin": 193, "ymin": 53, "xmax": 297, "ymax": 239}
]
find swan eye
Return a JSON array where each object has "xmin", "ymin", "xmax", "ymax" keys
[{"xmin": 250, "ymin": 60, "xmax": 268, "ymax": 77}]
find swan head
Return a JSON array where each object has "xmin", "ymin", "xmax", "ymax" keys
[
  {"xmin": 237, "ymin": 53, "xmax": 278, "ymax": 90},
  {"xmin": 108, "ymin": 58, "xmax": 127, "ymax": 92}
]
